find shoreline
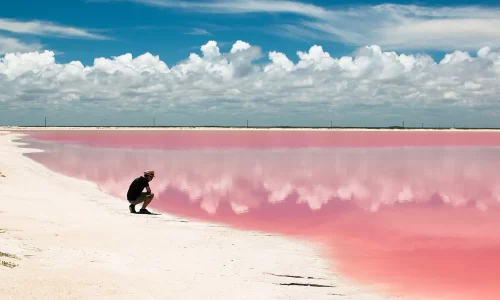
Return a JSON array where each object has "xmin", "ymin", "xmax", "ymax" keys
[
  {"xmin": 0, "ymin": 130, "xmax": 405, "ymax": 300},
  {"xmin": 1, "ymin": 125, "xmax": 499, "ymax": 132}
]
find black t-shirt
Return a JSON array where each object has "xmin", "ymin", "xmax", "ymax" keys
[{"xmin": 127, "ymin": 176, "xmax": 150, "ymax": 200}]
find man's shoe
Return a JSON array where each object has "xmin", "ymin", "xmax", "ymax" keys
[
  {"xmin": 129, "ymin": 204, "xmax": 136, "ymax": 213},
  {"xmin": 139, "ymin": 208, "xmax": 152, "ymax": 214}
]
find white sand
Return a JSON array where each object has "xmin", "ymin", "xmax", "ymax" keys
[{"xmin": 0, "ymin": 131, "xmax": 410, "ymax": 300}]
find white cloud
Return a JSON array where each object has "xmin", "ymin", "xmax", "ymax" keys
[
  {"xmin": 186, "ymin": 28, "xmax": 211, "ymax": 35},
  {"xmin": 129, "ymin": 0, "xmax": 329, "ymax": 19},
  {"xmin": 1, "ymin": 40, "xmax": 500, "ymax": 123},
  {"xmin": 0, "ymin": 35, "xmax": 42, "ymax": 55},
  {"xmin": 230, "ymin": 40, "xmax": 251, "ymax": 53},
  {"xmin": 297, "ymin": 4, "xmax": 500, "ymax": 51},
  {"xmin": 0, "ymin": 18, "xmax": 106, "ymax": 39},
  {"xmin": 122, "ymin": 0, "xmax": 500, "ymax": 51}
]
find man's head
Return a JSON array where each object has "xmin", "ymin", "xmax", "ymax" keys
[{"xmin": 144, "ymin": 170, "xmax": 155, "ymax": 181}]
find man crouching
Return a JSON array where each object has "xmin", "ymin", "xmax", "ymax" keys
[{"xmin": 127, "ymin": 170, "xmax": 155, "ymax": 214}]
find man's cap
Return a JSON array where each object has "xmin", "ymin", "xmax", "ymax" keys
[{"xmin": 144, "ymin": 170, "xmax": 155, "ymax": 176}]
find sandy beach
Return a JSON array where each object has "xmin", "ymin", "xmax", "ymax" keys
[{"xmin": 0, "ymin": 130, "xmax": 406, "ymax": 300}]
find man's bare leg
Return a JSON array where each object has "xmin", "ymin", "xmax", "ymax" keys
[
  {"xmin": 129, "ymin": 199, "xmax": 145, "ymax": 205},
  {"xmin": 129, "ymin": 199, "xmax": 145, "ymax": 213},
  {"xmin": 141, "ymin": 193, "xmax": 154, "ymax": 209},
  {"xmin": 129, "ymin": 193, "xmax": 154, "ymax": 213}
]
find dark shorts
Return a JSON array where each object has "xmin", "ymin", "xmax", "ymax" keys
[{"xmin": 128, "ymin": 192, "xmax": 154, "ymax": 203}]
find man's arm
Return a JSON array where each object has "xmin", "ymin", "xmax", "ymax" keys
[{"xmin": 146, "ymin": 186, "xmax": 152, "ymax": 194}]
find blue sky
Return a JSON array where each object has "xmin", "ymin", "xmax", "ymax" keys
[
  {"xmin": 2, "ymin": 0, "xmax": 497, "ymax": 65},
  {"xmin": 1, "ymin": 0, "xmax": 500, "ymax": 127}
]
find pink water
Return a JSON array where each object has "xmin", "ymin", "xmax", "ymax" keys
[{"xmin": 19, "ymin": 130, "xmax": 500, "ymax": 300}]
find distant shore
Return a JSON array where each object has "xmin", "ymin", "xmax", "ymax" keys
[{"xmin": 1, "ymin": 125, "xmax": 498, "ymax": 132}]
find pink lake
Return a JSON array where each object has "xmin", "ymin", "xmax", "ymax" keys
[{"xmin": 18, "ymin": 130, "xmax": 500, "ymax": 300}]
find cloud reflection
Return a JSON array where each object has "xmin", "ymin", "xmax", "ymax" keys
[{"xmin": 25, "ymin": 142, "xmax": 500, "ymax": 213}]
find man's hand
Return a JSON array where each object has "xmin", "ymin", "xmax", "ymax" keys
[{"xmin": 146, "ymin": 186, "xmax": 152, "ymax": 194}]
